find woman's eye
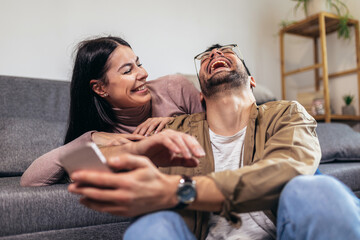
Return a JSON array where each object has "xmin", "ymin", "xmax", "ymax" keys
[
  {"xmin": 137, "ymin": 63, "xmax": 143, "ymax": 67},
  {"xmin": 123, "ymin": 68, "xmax": 132, "ymax": 74}
]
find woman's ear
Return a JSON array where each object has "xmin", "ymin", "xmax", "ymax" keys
[{"xmin": 90, "ymin": 80, "xmax": 108, "ymax": 97}]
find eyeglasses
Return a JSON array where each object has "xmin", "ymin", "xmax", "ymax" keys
[{"xmin": 194, "ymin": 44, "xmax": 244, "ymax": 79}]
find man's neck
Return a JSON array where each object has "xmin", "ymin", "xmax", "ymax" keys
[{"xmin": 205, "ymin": 89, "xmax": 255, "ymax": 136}]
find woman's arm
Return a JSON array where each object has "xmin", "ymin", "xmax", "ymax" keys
[{"xmin": 20, "ymin": 131, "xmax": 94, "ymax": 186}]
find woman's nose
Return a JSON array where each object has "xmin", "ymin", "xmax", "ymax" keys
[{"xmin": 137, "ymin": 66, "xmax": 148, "ymax": 80}]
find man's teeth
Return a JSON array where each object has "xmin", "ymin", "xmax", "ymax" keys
[
  {"xmin": 134, "ymin": 85, "xmax": 146, "ymax": 91},
  {"xmin": 211, "ymin": 61, "xmax": 229, "ymax": 72}
]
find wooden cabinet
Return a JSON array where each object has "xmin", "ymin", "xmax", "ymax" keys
[{"xmin": 280, "ymin": 12, "xmax": 360, "ymax": 122}]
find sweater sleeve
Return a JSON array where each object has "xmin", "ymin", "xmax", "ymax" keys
[
  {"xmin": 20, "ymin": 131, "xmax": 94, "ymax": 187},
  {"xmin": 167, "ymin": 75, "xmax": 204, "ymax": 114}
]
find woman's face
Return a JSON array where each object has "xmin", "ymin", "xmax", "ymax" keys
[{"xmin": 101, "ymin": 45, "xmax": 151, "ymax": 108}]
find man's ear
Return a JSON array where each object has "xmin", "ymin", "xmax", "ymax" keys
[
  {"xmin": 90, "ymin": 79, "xmax": 107, "ymax": 97},
  {"xmin": 200, "ymin": 92, "xmax": 204, "ymax": 102},
  {"xmin": 249, "ymin": 76, "xmax": 256, "ymax": 88},
  {"xmin": 199, "ymin": 92, "xmax": 206, "ymax": 110}
]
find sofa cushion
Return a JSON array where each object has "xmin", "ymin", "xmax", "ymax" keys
[
  {"xmin": 0, "ymin": 75, "xmax": 70, "ymax": 176},
  {"xmin": 316, "ymin": 123, "xmax": 360, "ymax": 163},
  {"xmin": 0, "ymin": 177, "xmax": 131, "ymax": 237},
  {"xmin": 252, "ymin": 84, "xmax": 277, "ymax": 105},
  {"xmin": 319, "ymin": 162, "xmax": 360, "ymax": 198},
  {"xmin": 0, "ymin": 117, "xmax": 67, "ymax": 176}
]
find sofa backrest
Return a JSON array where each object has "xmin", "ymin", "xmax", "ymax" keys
[{"xmin": 0, "ymin": 75, "xmax": 70, "ymax": 176}]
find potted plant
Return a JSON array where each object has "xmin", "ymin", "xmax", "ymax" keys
[
  {"xmin": 292, "ymin": 0, "xmax": 351, "ymax": 39},
  {"xmin": 342, "ymin": 94, "xmax": 355, "ymax": 115}
]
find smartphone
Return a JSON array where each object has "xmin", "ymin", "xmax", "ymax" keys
[{"xmin": 60, "ymin": 142, "xmax": 113, "ymax": 175}]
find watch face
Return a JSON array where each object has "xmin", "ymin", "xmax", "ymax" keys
[{"xmin": 178, "ymin": 183, "xmax": 196, "ymax": 203}]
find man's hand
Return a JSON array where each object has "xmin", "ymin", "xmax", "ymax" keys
[
  {"xmin": 68, "ymin": 153, "xmax": 180, "ymax": 217},
  {"xmin": 133, "ymin": 117, "xmax": 174, "ymax": 136},
  {"xmin": 127, "ymin": 129, "xmax": 205, "ymax": 168},
  {"xmin": 92, "ymin": 132, "xmax": 145, "ymax": 147}
]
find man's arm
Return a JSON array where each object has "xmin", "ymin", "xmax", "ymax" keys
[{"xmin": 68, "ymin": 153, "xmax": 224, "ymax": 217}]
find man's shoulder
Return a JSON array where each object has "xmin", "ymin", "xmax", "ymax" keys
[
  {"xmin": 166, "ymin": 112, "xmax": 206, "ymax": 132},
  {"xmin": 258, "ymin": 100, "xmax": 314, "ymax": 121}
]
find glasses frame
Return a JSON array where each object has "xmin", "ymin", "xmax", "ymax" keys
[{"xmin": 193, "ymin": 44, "xmax": 244, "ymax": 79}]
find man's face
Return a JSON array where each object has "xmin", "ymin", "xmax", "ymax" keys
[{"xmin": 197, "ymin": 46, "xmax": 248, "ymax": 97}]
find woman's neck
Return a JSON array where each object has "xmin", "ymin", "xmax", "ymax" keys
[{"xmin": 112, "ymin": 101, "xmax": 152, "ymax": 133}]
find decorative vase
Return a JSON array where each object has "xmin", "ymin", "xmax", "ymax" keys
[
  {"xmin": 342, "ymin": 105, "xmax": 355, "ymax": 115},
  {"xmin": 307, "ymin": 0, "xmax": 329, "ymax": 16}
]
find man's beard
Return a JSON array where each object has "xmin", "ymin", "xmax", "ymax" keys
[{"xmin": 200, "ymin": 69, "xmax": 249, "ymax": 98}]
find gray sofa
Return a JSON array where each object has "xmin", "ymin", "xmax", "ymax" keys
[{"xmin": 1, "ymin": 75, "xmax": 359, "ymax": 239}]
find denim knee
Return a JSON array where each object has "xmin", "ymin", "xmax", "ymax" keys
[
  {"xmin": 277, "ymin": 175, "xmax": 360, "ymax": 240},
  {"xmin": 124, "ymin": 211, "xmax": 195, "ymax": 240},
  {"xmin": 280, "ymin": 175, "xmax": 354, "ymax": 205}
]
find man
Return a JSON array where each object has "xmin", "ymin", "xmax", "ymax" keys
[{"xmin": 69, "ymin": 44, "xmax": 360, "ymax": 240}]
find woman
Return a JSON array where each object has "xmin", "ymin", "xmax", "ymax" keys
[{"xmin": 21, "ymin": 36, "xmax": 203, "ymax": 186}]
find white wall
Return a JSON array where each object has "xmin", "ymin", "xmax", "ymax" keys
[
  {"xmin": 0, "ymin": 0, "xmax": 358, "ymax": 105},
  {"xmin": 0, "ymin": 0, "xmax": 298, "ymax": 99}
]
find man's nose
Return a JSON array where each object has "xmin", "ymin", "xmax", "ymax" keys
[{"xmin": 209, "ymin": 49, "xmax": 224, "ymax": 59}]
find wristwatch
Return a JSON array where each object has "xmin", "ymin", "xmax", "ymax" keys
[{"xmin": 174, "ymin": 175, "xmax": 197, "ymax": 209}]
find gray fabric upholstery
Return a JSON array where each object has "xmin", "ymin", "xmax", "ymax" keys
[
  {"xmin": 0, "ymin": 75, "xmax": 70, "ymax": 121},
  {"xmin": 0, "ymin": 117, "xmax": 66, "ymax": 176},
  {"xmin": 316, "ymin": 123, "xmax": 360, "ymax": 163},
  {"xmin": 0, "ymin": 222, "xmax": 129, "ymax": 240},
  {"xmin": 0, "ymin": 76, "xmax": 69, "ymax": 176},
  {"xmin": 319, "ymin": 163, "xmax": 360, "ymax": 198},
  {"xmin": 0, "ymin": 177, "xmax": 131, "ymax": 237},
  {"xmin": 252, "ymin": 84, "xmax": 277, "ymax": 105}
]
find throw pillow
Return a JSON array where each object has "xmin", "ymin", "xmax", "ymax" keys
[{"xmin": 316, "ymin": 123, "xmax": 360, "ymax": 163}]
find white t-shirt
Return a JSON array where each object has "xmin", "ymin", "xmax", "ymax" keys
[{"xmin": 206, "ymin": 128, "xmax": 276, "ymax": 240}]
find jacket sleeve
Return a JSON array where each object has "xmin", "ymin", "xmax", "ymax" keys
[
  {"xmin": 20, "ymin": 131, "xmax": 94, "ymax": 186},
  {"xmin": 207, "ymin": 102, "xmax": 321, "ymax": 224}
]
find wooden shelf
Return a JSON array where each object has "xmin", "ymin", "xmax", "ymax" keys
[
  {"xmin": 280, "ymin": 12, "xmax": 360, "ymax": 123},
  {"xmin": 281, "ymin": 12, "xmax": 357, "ymax": 38},
  {"xmin": 314, "ymin": 114, "xmax": 360, "ymax": 121}
]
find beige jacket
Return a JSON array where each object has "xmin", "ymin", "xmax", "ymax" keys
[{"xmin": 161, "ymin": 100, "xmax": 321, "ymax": 240}]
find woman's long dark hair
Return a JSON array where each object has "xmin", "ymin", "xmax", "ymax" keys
[{"xmin": 64, "ymin": 36, "xmax": 131, "ymax": 144}]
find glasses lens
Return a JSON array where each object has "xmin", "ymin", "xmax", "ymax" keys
[{"xmin": 194, "ymin": 44, "xmax": 244, "ymax": 79}]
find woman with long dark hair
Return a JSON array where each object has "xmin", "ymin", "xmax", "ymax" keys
[{"xmin": 21, "ymin": 36, "xmax": 203, "ymax": 186}]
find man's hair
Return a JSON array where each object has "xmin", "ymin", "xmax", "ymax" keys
[{"xmin": 205, "ymin": 44, "xmax": 251, "ymax": 76}]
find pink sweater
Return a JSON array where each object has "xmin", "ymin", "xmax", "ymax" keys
[{"xmin": 21, "ymin": 74, "xmax": 204, "ymax": 186}]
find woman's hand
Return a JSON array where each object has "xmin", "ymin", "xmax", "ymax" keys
[
  {"xmin": 99, "ymin": 129, "xmax": 205, "ymax": 168},
  {"xmin": 128, "ymin": 129, "xmax": 205, "ymax": 167},
  {"xmin": 133, "ymin": 117, "xmax": 174, "ymax": 136},
  {"xmin": 92, "ymin": 132, "xmax": 145, "ymax": 147}
]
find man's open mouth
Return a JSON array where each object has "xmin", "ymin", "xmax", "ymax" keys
[{"xmin": 209, "ymin": 60, "xmax": 229, "ymax": 74}]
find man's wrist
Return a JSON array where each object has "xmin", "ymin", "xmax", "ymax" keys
[{"xmin": 167, "ymin": 175, "xmax": 182, "ymax": 208}]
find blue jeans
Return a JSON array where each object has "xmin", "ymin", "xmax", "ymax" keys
[
  {"xmin": 124, "ymin": 211, "xmax": 196, "ymax": 240},
  {"xmin": 277, "ymin": 175, "xmax": 360, "ymax": 240},
  {"xmin": 124, "ymin": 175, "xmax": 360, "ymax": 240}
]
